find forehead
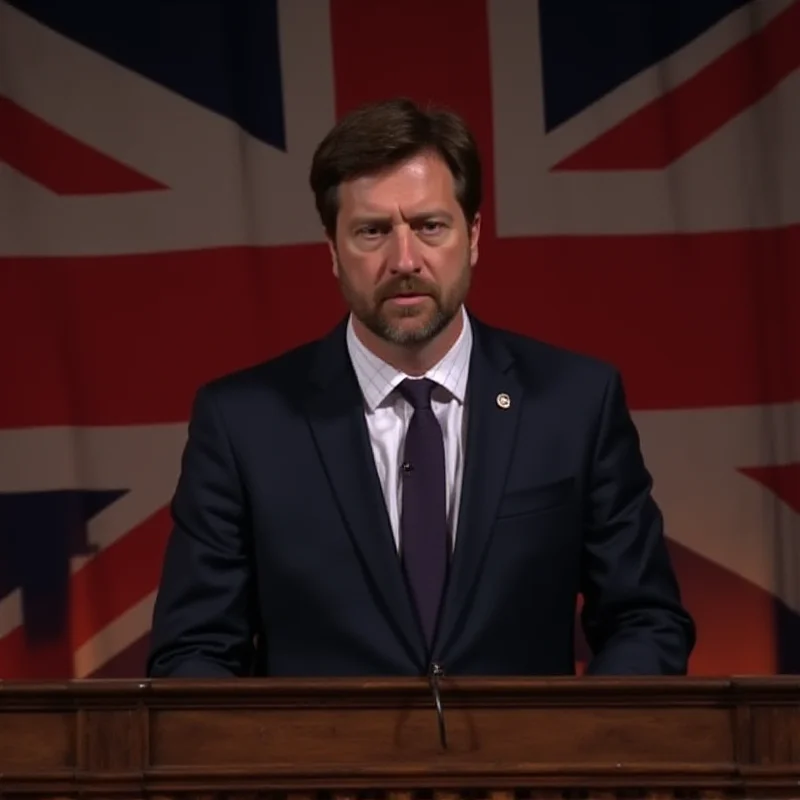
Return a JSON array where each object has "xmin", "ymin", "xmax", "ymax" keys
[{"xmin": 338, "ymin": 152, "xmax": 458, "ymax": 214}]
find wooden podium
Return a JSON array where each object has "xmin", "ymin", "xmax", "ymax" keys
[{"xmin": 1, "ymin": 676, "xmax": 799, "ymax": 799}]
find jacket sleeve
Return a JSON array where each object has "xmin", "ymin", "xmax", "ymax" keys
[
  {"xmin": 146, "ymin": 384, "xmax": 258, "ymax": 678},
  {"xmin": 580, "ymin": 368, "xmax": 696, "ymax": 675}
]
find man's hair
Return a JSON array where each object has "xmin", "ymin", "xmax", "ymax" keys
[{"xmin": 309, "ymin": 97, "xmax": 482, "ymax": 238}]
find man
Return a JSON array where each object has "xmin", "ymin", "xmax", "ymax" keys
[{"xmin": 146, "ymin": 98, "xmax": 695, "ymax": 679}]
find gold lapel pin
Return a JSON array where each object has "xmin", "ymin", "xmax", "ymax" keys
[{"xmin": 496, "ymin": 392, "xmax": 511, "ymax": 409}]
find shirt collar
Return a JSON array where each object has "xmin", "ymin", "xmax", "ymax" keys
[{"xmin": 346, "ymin": 305, "xmax": 473, "ymax": 412}]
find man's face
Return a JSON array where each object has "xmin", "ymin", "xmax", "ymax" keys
[{"xmin": 329, "ymin": 151, "xmax": 480, "ymax": 346}]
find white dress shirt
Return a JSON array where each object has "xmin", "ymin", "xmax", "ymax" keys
[{"xmin": 346, "ymin": 306, "xmax": 473, "ymax": 550}]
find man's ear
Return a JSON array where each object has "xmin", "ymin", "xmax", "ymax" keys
[
  {"xmin": 326, "ymin": 235, "xmax": 339, "ymax": 277},
  {"xmin": 469, "ymin": 212, "xmax": 481, "ymax": 267}
]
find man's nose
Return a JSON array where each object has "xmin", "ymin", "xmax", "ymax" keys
[{"xmin": 389, "ymin": 225, "xmax": 420, "ymax": 273}]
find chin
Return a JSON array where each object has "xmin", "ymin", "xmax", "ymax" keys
[{"xmin": 384, "ymin": 314, "xmax": 447, "ymax": 345}]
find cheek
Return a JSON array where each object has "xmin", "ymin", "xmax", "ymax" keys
[
  {"xmin": 339, "ymin": 255, "xmax": 381, "ymax": 290},
  {"xmin": 429, "ymin": 246, "xmax": 468, "ymax": 279}
]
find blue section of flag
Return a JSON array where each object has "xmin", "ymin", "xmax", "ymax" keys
[
  {"xmin": 7, "ymin": 0, "xmax": 286, "ymax": 150},
  {"xmin": 537, "ymin": 0, "xmax": 752, "ymax": 131},
  {"xmin": 0, "ymin": 489, "xmax": 126, "ymax": 642}
]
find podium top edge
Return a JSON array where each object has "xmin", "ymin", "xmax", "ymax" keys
[{"xmin": 1, "ymin": 675, "xmax": 798, "ymax": 702}]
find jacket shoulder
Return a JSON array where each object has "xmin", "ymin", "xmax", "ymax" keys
[
  {"xmin": 194, "ymin": 334, "xmax": 328, "ymax": 407},
  {"xmin": 480, "ymin": 322, "xmax": 620, "ymax": 387}
]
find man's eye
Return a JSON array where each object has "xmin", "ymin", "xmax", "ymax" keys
[{"xmin": 419, "ymin": 221, "xmax": 444, "ymax": 233}]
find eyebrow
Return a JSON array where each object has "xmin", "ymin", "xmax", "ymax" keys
[{"xmin": 350, "ymin": 211, "xmax": 455, "ymax": 227}]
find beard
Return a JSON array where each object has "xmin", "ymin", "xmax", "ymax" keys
[{"xmin": 338, "ymin": 259, "xmax": 471, "ymax": 346}]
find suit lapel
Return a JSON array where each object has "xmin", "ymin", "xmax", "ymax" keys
[
  {"xmin": 303, "ymin": 322, "xmax": 427, "ymax": 667},
  {"xmin": 435, "ymin": 320, "xmax": 524, "ymax": 657}
]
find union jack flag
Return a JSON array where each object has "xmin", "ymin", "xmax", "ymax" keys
[{"xmin": 1, "ymin": 0, "xmax": 798, "ymax": 679}]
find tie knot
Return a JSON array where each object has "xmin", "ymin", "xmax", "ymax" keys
[{"xmin": 398, "ymin": 377, "xmax": 437, "ymax": 410}]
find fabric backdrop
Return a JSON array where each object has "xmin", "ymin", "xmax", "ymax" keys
[{"xmin": 1, "ymin": 0, "xmax": 798, "ymax": 679}]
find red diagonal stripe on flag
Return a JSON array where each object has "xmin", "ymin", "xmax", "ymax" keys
[
  {"xmin": 554, "ymin": 0, "xmax": 800, "ymax": 170},
  {"xmin": 70, "ymin": 506, "xmax": 170, "ymax": 650},
  {"xmin": 739, "ymin": 464, "xmax": 800, "ymax": 515},
  {"xmin": 0, "ymin": 96, "xmax": 167, "ymax": 194}
]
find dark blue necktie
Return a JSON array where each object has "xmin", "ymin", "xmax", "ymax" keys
[{"xmin": 397, "ymin": 378, "xmax": 449, "ymax": 647}]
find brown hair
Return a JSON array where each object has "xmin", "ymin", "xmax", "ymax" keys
[{"xmin": 309, "ymin": 97, "xmax": 482, "ymax": 238}]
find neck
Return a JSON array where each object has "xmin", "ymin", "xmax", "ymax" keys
[{"xmin": 352, "ymin": 309, "xmax": 464, "ymax": 376}]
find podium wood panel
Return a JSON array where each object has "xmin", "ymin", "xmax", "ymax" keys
[{"xmin": 1, "ymin": 676, "xmax": 799, "ymax": 799}]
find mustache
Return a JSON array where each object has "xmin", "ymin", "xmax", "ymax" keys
[{"xmin": 375, "ymin": 276, "xmax": 438, "ymax": 303}]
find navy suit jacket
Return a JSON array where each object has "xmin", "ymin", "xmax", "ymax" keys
[{"xmin": 146, "ymin": 314, "xmax": 695, "ymax": 678}]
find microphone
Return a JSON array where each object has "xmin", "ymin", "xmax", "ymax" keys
[{"xmin": 428, "ymin": 661, "xmax": 448, "ymax": 749}]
